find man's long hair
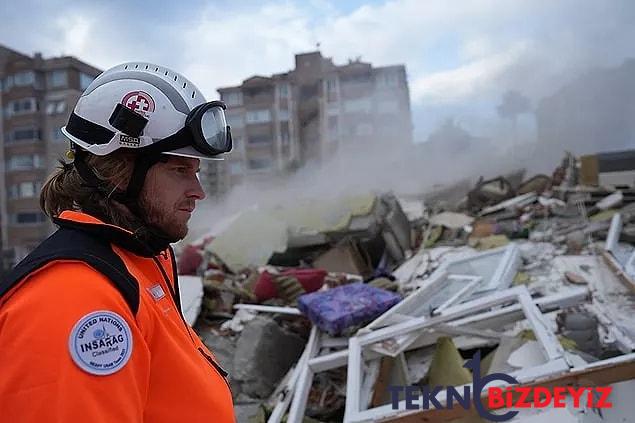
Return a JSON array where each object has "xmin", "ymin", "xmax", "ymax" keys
[{"xmin": 40, "ymin": 150, "xmax": 140, "ymax": 230}]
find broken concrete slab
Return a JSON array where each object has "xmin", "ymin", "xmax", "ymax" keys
[
  {"xmin": 480, "ymin": 192, "xmax": 538, "ymax": 216},
  {"xmin": 429, "ymin": 212, "xmax": 474, "ymax": 229},
  {"xmin": 234, "ymin": 401, "xmax": 264, "ymax": 423},
  {"xmin": 200, "ymin": 331, "xmax": 237, "ymax": 378},
  {"xmin": 233, "ymin": 317, "xmax": 306, "ymax": 399},
  {"xmin": 312, "ymin": 239, "xmax": 374, "ymax": 278}
]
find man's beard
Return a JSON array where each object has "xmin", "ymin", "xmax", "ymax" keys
[{"xmin": 138, "ymin": 195, "xmax": 189, "ymax": 243}]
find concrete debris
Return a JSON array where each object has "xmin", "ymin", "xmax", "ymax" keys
[
  {"xmin": 564, "ymin": 271, "xmax": 588, "ymax": 285},
  {"xmin": 507, "ymin": 340, "xmax": 545, "ymax": 368},
  {"xmin": 172, "ymin": 151, "xmax": 635, "ymax": 422},
  {"xmin": 233, "ymin": 317, "xmax": 306, "ymax": 399},
  {"xmin": 220, "ymin": 308, "xmax": 257, "ymax": 332},
  {"xmin": 429, "ymin": 211, "xmax": 474, "ymax": 229}
]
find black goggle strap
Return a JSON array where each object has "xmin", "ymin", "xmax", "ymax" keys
[
  {"xmin": 73, "ymin": 143, "xmax": 163, "ymax": 214},
  {"xmin": 113, "ymin": 153, "xmax": 165, "ymax": 216},
  {"xmin": 73, "ymin": 148, "xmax": 108, "ymax": 194}
]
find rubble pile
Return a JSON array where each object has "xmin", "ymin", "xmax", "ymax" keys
[{"xmin": 178, "ymin": 150, "xmax": 635, "ymax": 422}]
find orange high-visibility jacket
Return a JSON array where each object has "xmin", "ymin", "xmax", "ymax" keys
[{"xmin": 0, "ymin": 211, "xmax": 235, "ymax": 422}]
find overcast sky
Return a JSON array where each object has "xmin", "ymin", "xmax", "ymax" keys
[{"xmin": 2, "ymin": 0, "xmax": 634, "ymax": 140}]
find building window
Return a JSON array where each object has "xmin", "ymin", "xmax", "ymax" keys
[
  {"xmin": 79, "ymin": 73, "xmax": 94, "ymax": 90},
  {"xmin": 343, "ymin": 98, "xmax": 372, "ymax": 113},
  {"xmin": 248, "ymin": 134, "xmax": 272, "ymax": 144},
  {"xmin": 7, "ymin": 127, "xmax": 41, "ymax": 143},
  {"xmin": 5, "ymin": 98, "xmax": 38, "ymax": 117},
  {"xmin": 229, "ymin": 162, "xmax": 243, "ymax": 175},
  {"xmin": 327, "ymin": 78, "xmax": 338, "ymax": 102},
  {"xmin": 46, "ymin": 99, "xmax": 67, "ymax": 115},
  {"xmin": 9, "ymin": 212, "xmax": 47, "ymax": 225},
  {"xmin": 222, "ymin": 91, "xmax": 243, "ymax": 106},
  {"xmin": 248, "ymin": 158, "xmax": 273, "ymax": 170},
  {"xmin": 280, "ymin": 123, "xmax": 290, "ymax": 146},
  {"xmin": 328, "ymin": 116, "xmax": 338, "ymax": 140},
  {"xmin": 51, "ymin": 127, "xmax": 66, "ymax": 142},
  {"xmin": 377, "ymin": 72, "xmax": 399, "ymax": 87},
  {"xmin": 355, "ymin": 123, "xmax": 373, "ymax": 136},
  {"xmin": 3, "ymin": 71, "xmax": 36, "ymax": 91},
  {"xmin": 246, "ymin": 109, "xmax": 271, "ymax": 124},
  {"xmin": 377, "ymin": 100, "xmax": 399, "ymax": 114},
  {"xmin": 231, "ymin": 136, "xmax": 241, "ymax": 150},
  {"xmin": 7, "ymin": 154, "xmax": 43, "ymax": 171},
  {"xmin": 47, "ymin": 70, "xmax": 68, "ymax": 88},
  {"xmin": 226, "ymin": 112, "xmax": 245, "ymax": 129},
  {"xmin": 277, "ymin": 108, "xmax": 289, "ymax": 121},
  {"xmin": 278, "ymin": 83, "xmax": 289, "ymax": 98},
  {"xmin": 8, "ymin": 182, "xmax": 41, "ymax": 199}
]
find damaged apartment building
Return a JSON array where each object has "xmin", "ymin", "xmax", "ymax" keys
[
  {"xmin": 0, "ymin": 45, "xmax": 101, "ymax": 271},
  {"xmin": 203, "ymin": 51, "xmax": 413, "ymax": 196}
]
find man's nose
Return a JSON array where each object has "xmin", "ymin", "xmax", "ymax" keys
[{"xmin": 188, "ymin": 175, "xmax": 206, "ymax": 200}]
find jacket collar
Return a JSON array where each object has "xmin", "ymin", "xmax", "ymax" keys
[{"xmin": 54, "ymin": 211, "xmax": 171, "ymax": 258}]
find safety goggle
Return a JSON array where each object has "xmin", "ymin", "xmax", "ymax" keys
[{"xmin": 143, "ymin": 101, "xmax": 233, "ymax": 157}]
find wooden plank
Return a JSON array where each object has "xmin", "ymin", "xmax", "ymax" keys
[
  {"xmin": 371, "ymin": 357, "xmax": 396, "ymax": 408},
  {"xmin": 580, "ymin": 154, "xmax": 599, "ymax": 186},
  {"xmin": 601, "ymin": 251, "xmax": 635, "ymax": 293}
]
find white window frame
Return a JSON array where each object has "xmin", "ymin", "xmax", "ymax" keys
[
  {"xmin": 278, "ymin": 83, "xmax": 289, "ymax": 98},
  {"xmin": 343, "ymin": 98, "xmax": 372, "ymax": 113},
  {"xmin": 270, "ymin": 287, "xmax": 590, "ymax": 423},
  {"xmin": 47, "ymin": 70, "xmax": 67, "ymax": 88},
  {"xmin": 344, "ymin": 286, "xmax": 568, "ymax": 423},
  {"xmin": 6, "ymin": 98, "xmax": 37, "ymax": 117},
  {"xmin": 363, "ymin": 244, "xmax": 521, "ymax": 356},
  {"xmin": 223, "ymin": 91, "xmax": 243, "ymax": 107},
  {"xmin": 246, "ymin": 109, "xmax": 271, "ymax": 124},
  {"xmin": 8, "ymin": 126, "xmax": 40, "ymax": 143},
  {"xmin": 226, "ymin": 112, "xmax": 245, "ymax": 129},
  {"xmin": 46, "ymin": 99, "xmax": 66, "ymax": 115},
  {"xmin": 79, "ymin": 72, "xmax": 94, "ymax": 90},
  {"xmin": 7, "ymin": 154, "xmax": 42, "ymax": 171}
]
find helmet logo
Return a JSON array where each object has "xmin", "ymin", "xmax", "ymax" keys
[{"xmin": 122, "ymin": 91, "xmax": 155, "ymax": 117}]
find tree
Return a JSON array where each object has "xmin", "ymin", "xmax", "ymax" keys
[
  {"xmin": 425, "ymin": 118, "xmax": 474, "ymax": 155},
  {"xmin": 497, "ymin": 90, "xmax": 531, "ymax": 131}
]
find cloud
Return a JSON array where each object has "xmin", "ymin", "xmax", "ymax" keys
[
  {"xmin": 411, "ymin": 40, "xmax": 532, "ymax": 104},
  {"xmin": 1, "ymin": 0, "xmax": 634, "ymax": 140},
  {"xmin": 180, "ymin": 2, "xmax": 315, "ymax": 96}
]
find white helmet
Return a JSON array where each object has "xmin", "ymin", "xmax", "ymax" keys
[{"xmin": 62, "ymin": 62, "xmax": 232, "ymax": 160}]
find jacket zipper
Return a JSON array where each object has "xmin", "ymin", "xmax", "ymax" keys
[
  {"xmin": 198, "ymin": 347, "xmax": 233, "ymax": 393},
  {"xmin": 153, "ymin": 255, "xmax": 233, "ymax": 391}
]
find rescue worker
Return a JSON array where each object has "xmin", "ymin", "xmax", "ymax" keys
[{"xmin": 0, "ymin": 62, "xmax": 236, "ymax": 422}]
